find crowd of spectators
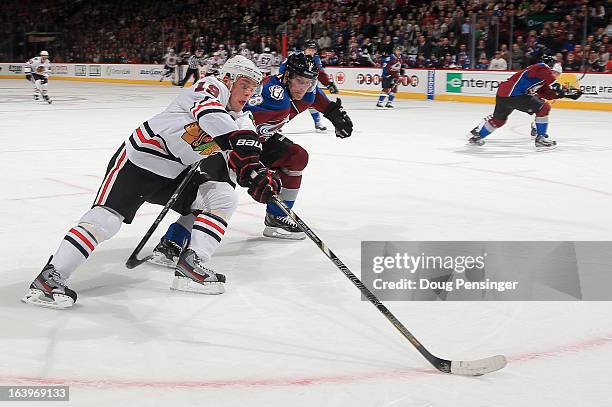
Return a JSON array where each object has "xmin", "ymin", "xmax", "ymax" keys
[{"xmin": 1, "ymin": 0, "xmax": 610, "ymax": 72}]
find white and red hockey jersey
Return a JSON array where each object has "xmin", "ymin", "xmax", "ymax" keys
[
  {"xmin": 256, "ymin": 52, "xmax": 273, "ymax": 75},
  {"xmin": 25, "ymin": 56, "xmax": 51, "ymax": 77},
  {"xmin": 125, "ymin": 76, "xmax": 255, "ymax": 179}
]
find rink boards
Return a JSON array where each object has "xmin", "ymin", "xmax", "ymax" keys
[{"xmin": 1, "ymin": 62, "xmax": 610, "ymax": 111}]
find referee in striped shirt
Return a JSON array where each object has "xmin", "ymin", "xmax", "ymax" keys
[{"xmin": 180, "ymin": 49, "xmax": 204, "ymax": 87}]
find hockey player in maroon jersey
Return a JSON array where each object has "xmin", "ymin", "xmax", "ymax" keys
[
  {"xmin": 377, "ymin": 46, "xmax": 405, "ymax": 108},
  {"xmin": 22, "ymin": 56, "xmax": 280, "ymax": 309},
  {"xmin": 468, "ymin": 55, "xmax": 583, "ymax": 150}
]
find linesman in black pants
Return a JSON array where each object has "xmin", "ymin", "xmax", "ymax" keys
[{"xmin": 180, "ymin": 49, "xmax": 205, "ymax": 87}]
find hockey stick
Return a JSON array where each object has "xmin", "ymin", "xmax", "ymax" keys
[
  {"xmin": 270, "ymin": 196, "xmax": 507, "ymax": 376},
  {"xmin": 125, "ymin": 163, "xmax": 199, "ymax": 269}
]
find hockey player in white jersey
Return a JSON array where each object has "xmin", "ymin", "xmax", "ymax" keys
[
  {"xmin": 160, "ymin": 48, "xmax": 179, "ymax": 83},
  {"xmin": 24, "ymin": 50, "xmax": 52, "ymax": 103},
  {"xmin": 22, "ymin": 56, "xmax": 280, "ymax": 309},
  {"xmin": 204, "ymin": 52, "xmax": 223, "ymax": 76},
  {"xmin": 238, "ymin": 43, "xmax": 252, "ymax": 60},
  {"xmin": 256, "ymin": 47, "xmax": 274, "ymax": 77}
]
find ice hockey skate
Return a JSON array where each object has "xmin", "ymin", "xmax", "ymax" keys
[
  {"xmin": 535, "ymin": 135, "xmax": 557, "ymax": 151},
  {"xmin": 171, "ymin": 249, "xmax": 226, "ymax": 294},
  {"xmin": 314, "ymin": 121, "xmax": 327, "ymax": 132},
  {"xmin": 385, "ymin": 102, "xmax": 394, "ymax": 108},
  {"xmin": 263, "ymin": 212, "xmax": 306, "ymax": 240},
  {"xmin": 467, "ymin": 128, "xmax": 485, "ymax": 146},
  {"xmin": 148, "ymin": 239, "xmax": 182, "ymax": 268},
  {"xmin": 22, "ymin": 258, "xmax": 77, "ymax": 309}
]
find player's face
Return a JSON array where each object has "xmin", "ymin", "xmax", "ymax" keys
[
  {"xmin": 228, "ymin": 76, "xmax": 258, "ymax": 111},
  {"xmin": 288, "ymin": 74, "xmax": 314, "ymax": 100},
  {"xmin": 304, "ymin": 48, "xmax": 316, "ymax": 56}
]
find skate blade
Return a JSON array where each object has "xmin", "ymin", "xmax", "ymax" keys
[
  {"xmin": 21, "ymin": 289, "xmax": 74, "ymax": 309},
  {"xmin": 147, "ymin": 253, "xmax": 178, "ymax": 269},
  {"xmin": 170, "ymin": 276, "xmax": 225, "ymax": 295},
  {"xmin": 535, "ymin": 144, "xmax": 557, "ymax": 152},
  {"xmin": 315, "ymin": 127, "xmax": 327, "ymax": 132},
  {"xmin": 263, "ymin": 226, "xmax": 306, "ymax": 240}
]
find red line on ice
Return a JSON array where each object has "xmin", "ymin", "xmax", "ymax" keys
[{"xmin": 0, "ymin": 334, "xmax": 610, "ymax": 390}]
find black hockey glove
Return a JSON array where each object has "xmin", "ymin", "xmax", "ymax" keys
[
  {"xmin": 564, "ymin": 88, "xmax": 583, "ymax": 100},
  {"xmin": 25, "ymin": 73, "xmax": 32, "ymax": 82},
  {"xmin": 247, "ymin": 167, "xmax": 281, "ymax": 204},
  {"xmin": 323, "ymin": 98, "xmax": 353, "ymax": 139},
  {"xmin": 327, "ymin": 82, "xmax": 339, "ymax": 94},
  {"xmin": 224, "ymin": 130, "xmax": 263, "ymax": 187},
  {"xmin": 551, "ymin": 83, "xmax": 566, "ymax": 98}
]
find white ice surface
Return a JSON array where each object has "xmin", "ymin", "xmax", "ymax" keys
[{"xmin": 1, "ymin": 80, "xmax": 611, "ymax": 406}]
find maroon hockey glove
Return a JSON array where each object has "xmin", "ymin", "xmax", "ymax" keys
[
  {"xmin": 248, "ymin": 167, "xmax": 281, "ymax": 203},
  {"xmin": 225, "ymin": 130, "xmax": 263, "ymax": 187}
]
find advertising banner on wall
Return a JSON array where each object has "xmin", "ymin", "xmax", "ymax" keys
[{"xmin": 325, "ymin": 67, "xmax": 429, "ymax": 97}]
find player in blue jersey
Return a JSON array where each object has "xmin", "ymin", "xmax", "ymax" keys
[
  {"xmin": 377, "ymin": 46, "xmax": 405, "ymax": 108},
  {"xmin": 148, "ymin": 53, "xmax": 353, "ymax": 266},
  {"xmin": 279, "ymin": 40, "xmax": 339, "ymax": 131}
]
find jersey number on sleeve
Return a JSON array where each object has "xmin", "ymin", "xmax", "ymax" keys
[{"xmin": 195, "ymin": 82, "xmax": 220, "ymax": 98}]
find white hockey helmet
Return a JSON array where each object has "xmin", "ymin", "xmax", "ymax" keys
[
  {"xmin": 552, "ymin": 63, "xmax": 563, "ymax": 74},
  {"xmin": 220, "ymin": 55, "xmax": 263, "ymax": 85},
  {"xmin": 264, "ymin": 47, "xmax": 270, "ymax": 52},
  {"xmin": 40, "ymin": 50, "xmax": 49, "ymax": 57}
]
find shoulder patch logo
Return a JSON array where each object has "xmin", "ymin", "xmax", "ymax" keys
[
  {"xmin": 269, "ymin": 85, "xmax": 285, "ymax": 100},
  {"xmin": 248, "ymin": 95, "xmax": 263, "ymax": 106}
]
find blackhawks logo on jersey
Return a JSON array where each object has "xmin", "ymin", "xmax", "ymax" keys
[{"xmin": 181, "ymin": 122, "xmax": 220, "ymax": 156}]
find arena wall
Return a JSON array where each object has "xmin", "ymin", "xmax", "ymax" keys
[{"xmin": 1, "ymin": 63, "xmax": 610, "ymax": 111}]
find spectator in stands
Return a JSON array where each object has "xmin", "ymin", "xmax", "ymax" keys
[
  {"xmin": 599, "ymin": 45, "xmax": 610, "ymax": 67},
  {"xmin": 586, "ymin": 51, "xmax": 604, "ymax": 72},
  {"xmin": 499, "ymin": 44, "xmax": 510, "ymax": 66},
  {"xmin": 488, "ymin": 51, "xmax": 508, "ymax": 70},
  {"xmin": 456, "ymin": 44, "xmax": 471, "ymax": 69},
  {"xmin": 562, "ymin": 33, "xmax": 577, "ymax": 54},
  {"xmin": 318, "ymin": 31, "xmax": 332, "ymax": 50},
  {"xmin": 511, "ymin": 43, "xmax": 525, "ymax": 69},
  {"xmin": 475, "ymin": 56, "xmax": 489, "ymax": 70},
  {"xmin": 565, "ymin": 52, "xmax": 582, "ymax": 72}
]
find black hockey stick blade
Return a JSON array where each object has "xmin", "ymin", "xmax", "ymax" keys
[
  {"xmin": 125, "ymin": 254, "xmax": 153, "ymax": 269},
  {"xmin": 270, "ymin": 195, "xmax": 507, "ymax": 376}
]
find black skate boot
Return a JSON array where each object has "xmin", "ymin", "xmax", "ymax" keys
[
  {"xmin": 530, "ymin": 123, "xmax": 538, "ymax": 140},
  {"xmin": 33, "ymin": 93, "xmax": 40, "ymax": 101},
  {"xmin": 385, "ymin": 102, "xmax": 394, "ymax": 108},
  {"xmin": 263, "ymin": 213, "xmax": 306, "ymax": 240},
  {"xmin": 467, "ymin": 128, "xmax": 485, "ymax": 146},
  {"xmin": 42, "ymin": 93, "xmax": 52, "ymax": 104},
  {"xmin": 172, "ymin": 249, "xmax": 226, "ymax": 294},
  {"xmin": 22, "ymin": 258, "xmax": 77, "ymax": 309},
  {"xmin": 376, "ymin": 101, "xmax": 384, "ymax": 108},
  {"xmin": 148, "ymin": 239, "xmax": 183, "ymax": 268},
  {"xmin": 535, "ymin": 135, "xmax": 557, "ymax": 151},
  {"xmin": 315, "ymin": 121, "xmax": 327, "ymax": 132}
]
